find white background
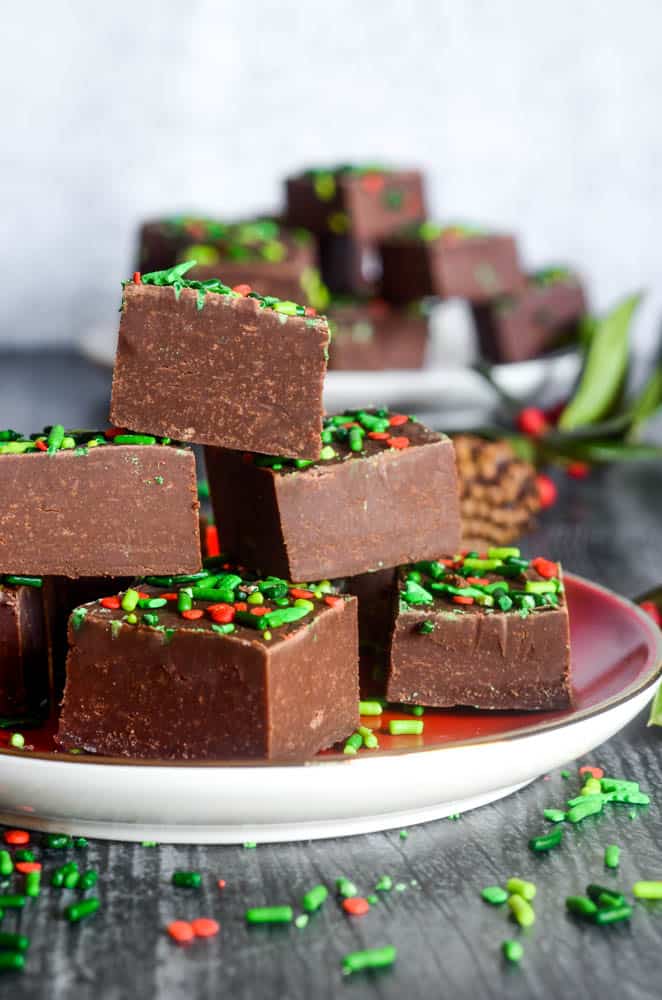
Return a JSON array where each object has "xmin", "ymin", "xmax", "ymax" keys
[{"xmin": 2, "ymin": 0, "xmax": 660, "ymax": 352}]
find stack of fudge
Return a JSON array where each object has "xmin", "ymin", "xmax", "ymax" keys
[
  {"xmin": 0, "ymin": 254, "xmax": 572, "ymax": 762},
  {"xmin": 137, "ymin": 164, "xmax": 587, "ymax": 370}
]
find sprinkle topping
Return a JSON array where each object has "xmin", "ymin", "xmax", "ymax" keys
[{"xmin": 0, "ymin": 427, "xmax": 180, "ymax": 456}]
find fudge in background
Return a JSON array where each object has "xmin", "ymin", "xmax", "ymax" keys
[{"xmin": 326, "ymin": 298, "xmax": 429, "ymax": 371}]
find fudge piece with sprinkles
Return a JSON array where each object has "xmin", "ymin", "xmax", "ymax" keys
[
  {"xmin": 205, "ymin": 410, "xmax": 461, "ymax": 582},
  {"xmin": 326, "ymin": 298, "xmax": 429, "ymax": 371},
  {"xmin": 386, "ymin": 549, "xmax": 572, "ymax": 710},
  {"xmin": 285, "ymin": 166, "xmax": 425, "ymax": 243},
  {"xmin": 110, "ymin": 262, "xmax": 329, "ymax": 460},
  {"xmin": 473, "ymin": 268, "xmax": 588, "ymax": 363},
  {"xmin": 0, "ymin": 427, "xmax": 200, "ymax": 577},
  {"xmin": 57, "ymin": 568, "xmax": 358, "ymax": 761},
  {"xmin": 379, "ymin": 222, "xmax": 523, "ymax": 304}
]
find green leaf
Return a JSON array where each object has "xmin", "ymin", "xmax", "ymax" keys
[
  {"xmin": 558, "ymin": 293, "xmax": 643, "ymax": 431},
  {"xmin": 627, "ymin": 364, "xmax": 662, "ymax": 440},
  {"xmin": 545, "ymin": 413, "xmax": 633, "ymax": 444},
  {"xmin": 648, "ymin": 684, "xmax": 662, "ymax": 727},
  {"xmin": 543, "ymin": 439, "xmax": 662, "ymax": 463}
]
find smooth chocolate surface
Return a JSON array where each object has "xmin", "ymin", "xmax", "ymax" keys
[
  {"xmin": 380, "ymin": 224, "xmax": 523, "ymax": 303},
  {"xmin": 327, "ymin": 299, "xmax": 429, "ymax": 371},
  {"xmin": 285, "ymin": 167, "xmax": 425, "ymax": 242},
  {"xmin": 0, "ymin": 580, "xmax": 49, "ymax": 715},
  {"xmin": 386, "ymin": 551, "xmax": 572, "ymax": 710},
  {"xmin": 0, "ymin": 433, "xmax": 200, "ymax": 577},
  {"xmin": 57, "ymin": 572, "xmax": 358, "ymax": 761},
  {"xmin": 110, "ymin": 270, "xmax": 329, "ymax": 460},
  {"xmin": 206, "ymin": 410, "xmax": 461, "ymax": 581},
  {"xmin": 473, "ymin": 269, "xmax": 587, "ymax": 363}
]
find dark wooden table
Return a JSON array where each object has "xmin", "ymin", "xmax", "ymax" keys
[{"xmin": 1, "ymin": 350, "xmax": 661, "ymax": 1000}]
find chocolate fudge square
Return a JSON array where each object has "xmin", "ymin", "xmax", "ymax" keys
[
  {"xmin": 0, "ymin": 577, "xmax": 50, "ymax": 716},
  {"xmin": 317, "ymin": 234, "xmax": 380, "ymax": 296},
  {"xmin": 110, "ymin": 263, "xmax": 329, "ymax": 460},
  {"xmin": 327, "ymin": 299, "xmax": 429, "ymax": 371},
  {"xmin": 473, "ymin": 268, "xmax": 587, "ymax": 363},
  {"xmin": 386, "ymin": 549, "xmax": 571, "ymax": 710},
  {"xmin": 57, "ymin": 571, "xmax": 358, "ymax": 761},
  {"xmin": 380, "ymin": 223, "xmax": 523, "ymax": 304},
  {"xmin": 285, "ymin": 166, "xmax": 425, "ymax": 243},
  {"xmin": 173, "ymin": 219, "xmax": 329, "ymax": 311},
  {"xmin": 206, "ymin": 410, "xmax": 461, "ymax": 581},
  {"xmin": 0, "ymin": 428, "xmax": 200, "ymax": 578}
]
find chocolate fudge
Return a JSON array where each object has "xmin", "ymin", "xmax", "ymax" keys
[
  {"xmin": 0, "ymin": 428, "xmax": 200, "ymax": 577},
  {"xmin": 327, "ymin": 299, "xmax": 429, "ymax": 371},
  {"xmin": 285, "ymin": 166, "xmax": 425, "ymax": 243},
  {"xmin": 380, "ymin": 223, "xmax": 523, "ymax": 304},
  {"xmin": 110, "ymin": 263, "xmax": 329, "ymax": 460},
  {"xmin": 317, "ymin": 234, "xmax": 379, "ymax": 296},
  {"xmin": 473, "ymin": 268, "xmax": 587, "ymax": 363},
  {"xmin": 205, "ymin": 411, "xmax": 461, "ymax": 581},
  {"xmin": 57, "ymin": 569, "xmax": 359, "ymax": 761},
  {"xmin": 0, "ymin": 577, "xmax": 50, "ymax": 716},
  {"xmin": 386, "ymin": 550, "xmax": 572, "ymax": 710}
]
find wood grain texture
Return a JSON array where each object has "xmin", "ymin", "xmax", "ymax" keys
[{"xmin": 0, "ymin": 353, "xmax": 661, "ymax": 1000}]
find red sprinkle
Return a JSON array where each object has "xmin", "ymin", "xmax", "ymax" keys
[
  {"xmin": 167, "ymin": 920, "xmax": 194, "ymax": 944},
  {"xmin": 4, "ymin": 830, "xmax": 29, "ymax": 846},
  {"xmin": 161, "ymin": 593, "xmax": 178, "ymax": 601},
  {"xmin": 208, "ymin": 604, "xmax": 235, "ymax": 624},
  {"xmin": 387, "ymin": 436, "xmax": 410, "ymax": 450},
  {"xmin": 15, "ymin": 862, "xmax": 41, "ymax": 874},
  {"xmin": 241, "ymin": 452, "xmax": 254, "ymax": 464},
  {"xmin": 388, "ymin": 414, "xmax": 409, "ymax": 427},
  {"xmin": 233, "ymin": 602, "xmax": 248, "ymax": 612},
  {"xmin": 133, "ymin": 271, "xmax": 142, "ymax": 284},
  {"xmin": 567, "ymin": 461, "xmax": 590, "ymax": 479},
  {"xmin": 640, "ymin": 600, "xmax": 662, "ymax": 626},
  {"xmin": 205, "ymin": 524, "xmax": 221, "ymax": 559},
  {"xmin": 516, "ymin": 407, "xmax": 549, "ymax": 437},
  {"xmin": 289, "ymin": 588, "xmax": 314, "ymax": 600},
  {"xmin": 342, "ymin": 897, "xmax": 370, "ymax": 916},
  {"xmin": 361, "ymin": 173, "xmax": 385, "ymax": 193},
  {"xmin": 452, "ymin": 595, "xmax": 474, "ymax": 605},
  {"xmin": 531, "ymin": 557, "xmax": 558, "ymax": 579},
  {"xmin": 466, "ymin": 577, "xmax": 490, "ymax": 585},
  {"xmin": 217, "ymin": 879, "xmax": 226, "ymax": 890},
  {"xmin": 324, "ymin": 595, "xmax": 344, "ymax": 608},
  {"xmin": 191, "ymin": 917, "xmax": 220, "ymax": 938},
  {"xmin": 368, "ymin": 431, "xmax": 390, "ymax": 440},
  {"xmin": 579, "ymin": 765, "xmax": 604, "ymax": 779},
  {"xmin": 137, "ymin": 592, "xmax": 150, "ymax": 600},
  {"xmin": 34, "ymin": 439, "xmax": 48, "ymax": 451},
  {"xmin": 536, "ymin": 474, "xmax": 558, "ymax": 509},
  {"xmin": 304, "ymin": 307, "xmax": 317, "ymax": 317},
  {"xmin": 104, "ymin": 427, "xmax": 127, "ymax": 440},
  {"xmin": 181, "ymin": 609, "xmax": 204, "ymax": 621},
  {"xmin": 100, "ymin": 596, "xmax": 121, "ymax": 610},
  {"xmin": 232, "ymin": 283, "xmax": 252, "ymax": 295},
  {"xmin": 249, "ymin": 606, "xmax": 269, "ymax": 616}
]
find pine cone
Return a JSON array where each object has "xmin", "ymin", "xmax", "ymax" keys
[{"xmin": 452, "ymin": 434, "xmax": 540, "ymax": 549}]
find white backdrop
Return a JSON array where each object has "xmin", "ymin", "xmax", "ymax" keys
[{"xmin": 2, "ymin": 0, "xmax": 661, "ymax": 351}]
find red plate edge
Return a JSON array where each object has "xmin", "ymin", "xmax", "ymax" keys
[{"xmin": 1, "ymin": 572, "xmax": 660, "ymax": 767}]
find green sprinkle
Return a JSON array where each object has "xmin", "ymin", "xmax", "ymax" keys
[
  {"xmin": 0, "ymin": 896, "xmax": 25, "ymax": 909},
  {"xmin": 142, "ymin": 613, "xmax": 160, "ymax": 627},
  {"xmin": 506, "ymin": 878, "xmax": 536, "ymax": 901},
  {"xmin": 262, "ymin": 606, "xmax": 311, "ymax": 629},
  {"xmin": 8, "ymin": 733, "xmax": 24, "ymax": 749},
  {"xmin": 5, "ymin": 575, "xmax": 42, "ymax": 589},
  {"xmin": 65, "ymin": 897, "xmax": 100, "ymax": 923},
  {"xmin": 600, "ymin": 777, "xmax": 640, "ymax": 794},
  {"xmin": 0, "ymin": 953, "xmax": 25, "ymax": 971},
  {"xmin": 14, "ymin": 850, "xmax": 34, "ymax": 863},
  {"xmin": 581, "ymin": 776, "xmax": 602, "ymax": 796},
  {"xmin": 0, "ymin": 932, "xmax": 29, "ymax": 951},
  {"xmin": 120, "ymin": 588, "xmax": 139, "ymax": 612},
  {"xmin": 172, "ymin": 871, "xmax": 201, "ymax": 888},
  {"xmin": 561, "ymin": 770, "xmax": 570, "ymax": 779},
  {"xmin": 481, "ymin": 886, "xmax": 508, "ymax": 905},
  {"xmin": 359, "ymin": 700, "xmax": 382, "ymax": 716},
  {"xmin": 349, "ymin": 427, "xmax": 365, "ymax": 452},
  {"xmin": 245, "ymin": 906, "xmax": 293, "ymax": 924},
  {"xmin": 389, "ymin": 720, "xmax": 423, "ymax": 736},
  {"xmin": 417, "ymin": 620, "xmax": 435, "ymax": 634},
  {"xmin": 243, "ymin": 842, "xmax": 257, "ymax": 849},
  {"xmin": 47, "ymin": 424, "xmax": 65, "ymax": 453},
  {"xmin": 342, "ymin": 945, "xmax": 396, "ymax": 976},
  {"xmin": 487, "ymin": 547, "xmax": 520, "ymax": 559},
  {"xmin": 247, "ymin": 591, "xmax": 264, "ymax": 605},
  {"xmin": 528, "ymin": 828, "xmax": 563, "ymax": 852},
  {"xmin": 124, "ymin": 613, "xmax": 138, "ymax": 624},
  {"xmin": 632, "ymin": 880, "xmax": 662, "ymax": 899},
  {"xmin": 343, "ymin": 732, "xmax": 363, "ymax": 755},
  {"xmin": 543, "ymin": 809, "xmax": 566, "ymax": 823},
  {"xmin": 319, "ymin": 445, "xmax": 336, "ymax": 461},
  {"xmin": 79, "ymin": 871, "xmax": 98, "ymax": 891},
  {"xmin": 376, "ymin": 876, "xmax": 393, "ymax": 892},
  {"xmin": 301, "ymin": 884, "xmax": 328, "ymax": 912},
  {"xmin": 567, "ymin": 798, "xmax": 604, "ymax": 823},
  {"xmin": 524, "ymin": 580, "xmax": 557, "ymax": 595},
  {"xmin": 25, "ymin": 872, "xmax": 40, "ymax": 898},
  {"xmin": 141, "ymin": 841, "xmax": 158, "ymax": 847},
  {"xmin": 367, "ymin": 894, "xmax": 378, "ymax": 904},
  {"xmin": 357, "ymin": 726, "xmax": 379, "ymax": 749},
  {"xmin": 63, "ymin": 869, "xmax": 80, "ymax": 889},
  {"xmin": 71, "ymin": 607, "xmax": 87, "ymax": 630},
  {"xmin": 399, "ymin": 829, "xmax": 409, "ymax": 840},
  {"xmin": 508, "ymin": 894, "xmax": 535, "ymax": 927},
  {"xmin": 594, "ymin": 904, "xmax": 632, "ymax": 925},
  {"xmin": 586, "ymin": 884, "xmax": 625, "ymax": 908},
  {"xmin": 336, "ymin": 878, "xmax": 358, "ymax": 898},
  {"xmin": 0, "ymin": 852, "xmax": 12, "ymax": 877},
  {"xmin": 401, "ymin": 580, "xmax": 433, "ymax": 606},
  {"xmin": 177, "ymin": 590, "xmax": 193, "ymax": 613},
  {"xmin": 604, "ymin": 845, "xmax": 620, "ymax": 869},
  {"xmin": 502, "ymin": 940, "xmax": 524, "ymax": 963},
  {"xmin": 294, "ymin": 914, "xmax": 309, "ymax": 929},
  {"xmin": 113, "ymin": 434, "xmax": 157, "ymax": 445},
  {"xmin": 46, "ymin": 834, "xmax": 72, "ymax": 850},
  {"xmin": 566, "ymin": 895, "xmax": 598, "ymax": 918}
]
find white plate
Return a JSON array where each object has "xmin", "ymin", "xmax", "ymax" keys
[{"xmin": 0, "ymin": 575, "xmax": 658, "ymax": 843}]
